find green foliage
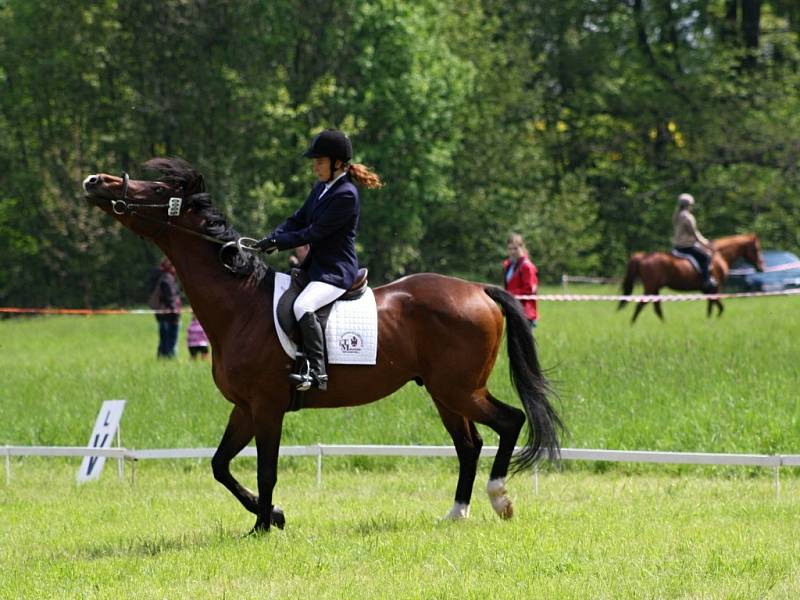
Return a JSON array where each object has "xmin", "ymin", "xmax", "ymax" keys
[{"xmin": 0, "ymin": 0, "xmax": 798, "ymax": 304}]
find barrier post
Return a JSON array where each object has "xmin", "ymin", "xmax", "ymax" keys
[
  {"xmin": 4, "ymin": 445, "xmax": 9, "ymax": 485},
  {"xmin": 116, "ymin": 427, "xmax": 124, "ymax": 481},
  {"xmin": 316, "ymin": 445, "xmax": 323, "ymax": 487},
  {"xmin": 774, "ymin": 464, "xmax": 781, "ymax": 500}
]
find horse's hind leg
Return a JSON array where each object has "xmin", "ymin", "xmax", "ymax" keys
[
  {"xmin": 653, "ymin": 299, "xmax": 664, "ymax": 321},
  {"xmin": 434, "ymin": 402, "xmax": 483, "ymax": 520},
  {"xmin": 433, "ymin": 388, "xmax": 525, "ymax": 520},
  {"xmin": 481, "ymin": 391, "xmax": 525, "ymax": 520}
]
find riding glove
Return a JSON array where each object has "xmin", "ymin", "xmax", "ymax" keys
[{"xmin": 256, "ymin": 237, "xmax": 278, "ymax": 254}]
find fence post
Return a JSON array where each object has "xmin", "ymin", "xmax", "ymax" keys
[
  {"xmin": 774, "ymin": 464, "xmax": 781, "ymax": 500},
  {"xmin": 316, "ymin": 445, "xmax": 323, "ymax": 487},
  {"xmin": 561, "ymin": 273, "xmax": 568, "ymax": 292},
  {"xmin": 4, "ymin": 445, "xmax": 9, "ymax": 485},
  {"xmin": 116, "ymin": 427, "xmax": 124, "ymax": 481}
]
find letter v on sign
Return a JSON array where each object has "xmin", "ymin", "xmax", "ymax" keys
[{"xmin": 76, "ymin": 400, "xmax": 126, "ymax": 483}]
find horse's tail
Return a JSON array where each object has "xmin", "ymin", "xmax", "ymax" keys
[
  {"xmin": 484, "ymin": 286, "xmax": 564, "ymax": 472},
  {"xmin": 618, "ymin": 253, "xmax": 643, "ymax": 310}
]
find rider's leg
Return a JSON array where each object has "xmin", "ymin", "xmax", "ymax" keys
[
  {"xmin": 291, "ymin": 281, "xmax": 346, "ymax": 390},
  {"xmin": 687, "ymin": 246, "xmax": 716, "ymax": 290}
]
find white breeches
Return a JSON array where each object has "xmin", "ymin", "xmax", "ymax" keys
[{"xmin": 293, "ymin": 280, "xmax": 347, "ymax": 321}]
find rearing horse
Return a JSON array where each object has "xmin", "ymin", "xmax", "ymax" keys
[
  {"xmin": 83, "ymin": 158, "xmax": 563, "ymax": 532},
  {"xmin": 618, "ymin": 234, "xmax": 765, "ymax": 323}
]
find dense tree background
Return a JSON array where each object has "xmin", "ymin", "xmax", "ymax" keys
[{"xmin": 1, "ymin": 0, "xmax": 798, "ymax": 307}]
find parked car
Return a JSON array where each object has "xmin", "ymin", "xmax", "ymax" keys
[{"xmin": 725, "ymin": 249, "xmax": 800, "ymax": 292}]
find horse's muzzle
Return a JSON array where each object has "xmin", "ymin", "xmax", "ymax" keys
[{"xmin": 83, "ymin": 174, "xmax": 102, "ymax": 194}]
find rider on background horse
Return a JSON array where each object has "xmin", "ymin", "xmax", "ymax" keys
[
  {"xmin": 255, "ymin": 129, "xmax": 383, "ymax": 391},
  {"xmin": 672, "ymin": 192, "xmax": 717, "ymax": 292}
]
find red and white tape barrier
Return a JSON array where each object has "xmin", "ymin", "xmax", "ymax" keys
[
  {"xmin": 1, "ymin": 287, "xmax": 798, "ymax": 316},
  {"xmin": 516, "ymin": 288, "xmax": 800, "ymax": 302},
  {"xmin": 0, "ymin": 308, "xmax": 177, "ymax": 315}
]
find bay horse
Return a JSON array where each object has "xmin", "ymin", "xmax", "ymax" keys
[
  {"xmin": 82, "ymin": 158, "xmax": 563, "ymax": 532},
  {"xmin": 618, "ymin": 234, "xmax": 765, "ymax": 323}
]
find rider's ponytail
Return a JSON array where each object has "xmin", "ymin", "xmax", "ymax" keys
[{"xmin": 348, "ymin": 163, "xmax": 383, "ymax": 189}]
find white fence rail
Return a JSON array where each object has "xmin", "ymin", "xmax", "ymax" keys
[{"xmin": 3, "ymin": 444, "xmax": 798, "ymax": 493}]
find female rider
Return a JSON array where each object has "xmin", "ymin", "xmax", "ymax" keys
[
  {"xmin": 672, "ymin": 192, "xmax": 717, "ymax": 292},
  {"xmin": 256, "ymin": 129, "xmax": 383, "ymax": 391}
]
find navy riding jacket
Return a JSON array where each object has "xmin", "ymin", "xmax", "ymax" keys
[{"xmin": 269, "ymin": 174, "xmax": 360, "ymax": 289}]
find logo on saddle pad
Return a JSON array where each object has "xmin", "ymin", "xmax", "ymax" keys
[{"xmin": 339, "ymin": 332, "xmax": 364, "ymax": 353}]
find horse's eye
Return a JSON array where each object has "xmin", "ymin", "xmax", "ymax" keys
[{"xmin": 154, "ymin": 186, "xmax": 164, "ymax": 194}]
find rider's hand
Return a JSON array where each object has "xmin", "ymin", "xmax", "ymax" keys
[{"xmin": 256, "ymin": 237, "xmax": 278, "ymax": 254}]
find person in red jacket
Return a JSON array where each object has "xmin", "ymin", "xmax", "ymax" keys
[{"xmin": 502, "ymin": 233, "xmax": 538, "ymax": 328}]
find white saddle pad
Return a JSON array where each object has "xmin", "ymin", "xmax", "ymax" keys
[{"xmin": 272, "ymin": 272, "xmax": 378, "ymax": 365}]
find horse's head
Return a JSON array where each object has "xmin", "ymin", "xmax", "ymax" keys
[
  {"xmin": 84, "ymin": 157, "xmax": 266, "ymax": 278},
  {"xmin": 744, "ymin": 234, "xmax": 765, "ymax": 272},
  {"xmin": 83, "ymin": 157, "xmax": 205, "ymax": 238}
]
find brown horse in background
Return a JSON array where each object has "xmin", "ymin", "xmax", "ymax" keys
[
  {"xmin": 82, "ymin": 158, "xmax": 564, "ymax": 533},
  {"xmin": 618, "ymin": 234, "xmax": 765, "ymax": 323}
]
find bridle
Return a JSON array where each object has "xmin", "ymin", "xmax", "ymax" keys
[
  {"xmin": 107, "ymin": 171, "xmax": 261, "ymax": 270},
  {"xmin": 110, "ymin": 172, "xmax": 184, "ymax": 217}
]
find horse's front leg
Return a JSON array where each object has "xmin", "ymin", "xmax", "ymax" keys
[
  {"xmin": 212, "ymin": 405, "xmax": 259, "ymax": 514},
  {"xmin": 251, "ymin": 409, "xmax": 285, "ymax": 534}
]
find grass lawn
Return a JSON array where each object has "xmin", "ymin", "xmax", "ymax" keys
[
  {"xmin": 2, "ymin": 461, "xmax": 800, "ymax": 599},
  {"xmin": 2, "ymin": 285, "xmax": 799, "ymax": 598},
  {"xmin": 2, "ymin": 285, "xmax": 798, "ymax": 455}
]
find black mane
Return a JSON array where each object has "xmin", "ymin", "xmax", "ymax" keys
[{"xmin": 142, "ymin": 157, "xmax": 273, "ymax": 287}]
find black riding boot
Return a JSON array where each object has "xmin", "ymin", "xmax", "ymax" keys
[
  {"xmin": 288, "ymin": 312, "xmax": 328, "ymax": 391},
  {"xmin": 701, "ymin": 266, "xmax": 718, "ymax": 292}
]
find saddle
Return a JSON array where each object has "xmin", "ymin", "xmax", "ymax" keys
[
  {"xmin": 276, "ymin": 267, "xmax": 369, "ymax": 345},
  {"xmin": 275, "ymin": 267, "xmax": 369, "ymax": 412},
  {"xmin": 670, "ymin": 249, "xmax": 701, "ymax": 274}
]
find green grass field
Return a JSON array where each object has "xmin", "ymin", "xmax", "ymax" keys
[
  {"xmin": 2, "ymin": 285, "xmax": 798, "ymax": 453},
  {"xmin": 2, "ymin": 285, "xmax": 800, "ymax": 598}
]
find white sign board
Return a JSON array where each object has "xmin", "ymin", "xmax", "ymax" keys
[{"xmin": 77, "ymin": 400, "xmax": 126, "ymax": 483}]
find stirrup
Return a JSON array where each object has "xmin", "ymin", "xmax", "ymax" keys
[
  {"xmin": 289, "ymin": 356, "xmax": 312, "ymax": 391},
  {"xmin": 289, "ymin": 372, "xmax": 312, "ymax": 391}
]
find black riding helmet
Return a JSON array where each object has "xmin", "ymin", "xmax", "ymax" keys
[{"xmin": 303, "ymin": 129, "xmax": 353, "ymax": 164}]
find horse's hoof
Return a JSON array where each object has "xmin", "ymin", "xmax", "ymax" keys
[
  {"xmin": 442, "ymin": 502, "xmax": 470, "ymax": 521},
  {"xmin": 247, "ymin": 517, "xmax": 270, "ymax": 536},
  {"xmin": 487, "ymin": 478, "xmax": 514, "ymax": 520},
  {"xmin": 271, "ymin": 505, "xmax": 286, "ymax": 530}
]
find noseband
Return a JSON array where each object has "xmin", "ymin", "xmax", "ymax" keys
[{"xmin": 108, "ymin": 172, "xmax": 260, "ymax": 272}]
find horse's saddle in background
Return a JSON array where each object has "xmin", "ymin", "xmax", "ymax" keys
[{"xmin": 670, "ymin": 249, "xmax": 701, "ymax": 274}]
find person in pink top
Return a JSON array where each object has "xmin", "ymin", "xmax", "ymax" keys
[{"xmin": 186, "ymin": 312, "xmax": 210, "ymax": 361}]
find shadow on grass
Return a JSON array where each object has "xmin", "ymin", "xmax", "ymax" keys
[{"xmin": 70, "ymin": 524, "xmax": 250, "ymax": 561}]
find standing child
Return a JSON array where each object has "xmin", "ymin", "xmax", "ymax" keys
[{"xmin": 187, "ymin": 313, "xmax": 210, "ymax": 361}]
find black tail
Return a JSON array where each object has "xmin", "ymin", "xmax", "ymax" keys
[
  {"xmin": 618, "ymin": 253, "xmax": 642, "ymax": 310},
  {"xmin": 484, "ymin": 286, "xmax": 564, "ymax": 471}
]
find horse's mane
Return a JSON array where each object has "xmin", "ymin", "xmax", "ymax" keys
[
  {"xmin": 713, "ymin": 233, "xmax": 757, "ymax": 250},
  {"xmin": 142, "ymin": 157, "xmax": 274, "ymax": 288}
]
